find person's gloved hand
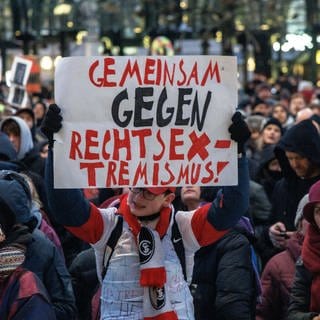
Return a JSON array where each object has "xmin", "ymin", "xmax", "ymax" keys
[
  {"xmin": 41, "ymin": 104, "xmax": 63, "ymax": 149},
  {"xmin": 228, "ymin": 111, "xmax": 251, "ymax": 154}
]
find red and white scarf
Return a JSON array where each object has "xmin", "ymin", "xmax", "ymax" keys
[{"xmin": 119, "ymin": 195, "xmax": 178, "ymax": 320}]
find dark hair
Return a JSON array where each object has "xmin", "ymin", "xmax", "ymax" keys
[{"xmin": 1, "ymin": 119, "xmax": 20, "ymax": 137}]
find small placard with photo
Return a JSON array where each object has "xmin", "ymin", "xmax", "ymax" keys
[
  {"xmin": 10, "ymin": 57, "xmax": 32, "ymax": 87},
  {"xmin": 7, "ymin": 85, "xmax": 29, "ymax": 108}
]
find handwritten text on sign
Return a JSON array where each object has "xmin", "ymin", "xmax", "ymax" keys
[{"xmin": 54, "ymin": 56, "xmax": 238, "ymax": 188}]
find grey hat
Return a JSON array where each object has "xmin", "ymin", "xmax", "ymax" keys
[{"xmin": 245, "ymin": 115, "xmax": 265, "ymax": 132}]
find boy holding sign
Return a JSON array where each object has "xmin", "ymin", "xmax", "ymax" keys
[{"xmin": 42, "ymin": 104, "xmax": 250, "ymax": 320}]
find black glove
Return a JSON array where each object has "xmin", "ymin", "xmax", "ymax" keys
[
  {"xmin": 228, "ymin": 111, "xmax": 251, "ymax": 154},
  {"xmin": 40, "ymin": 104, "xmax": 63, "ymax": 149}
]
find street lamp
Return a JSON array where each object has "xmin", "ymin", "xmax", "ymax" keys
[
  {"xmin": 53, "ymin": 1, "xmax": 73, "ymax": 56},
  {"xmin": 53, "ymin": 3, "xmax": 72, "ymax": 16}
]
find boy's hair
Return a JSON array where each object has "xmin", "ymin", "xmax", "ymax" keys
[{"xmin": 1, "ymin": 119, "xmax": 20, "ymax": 137}]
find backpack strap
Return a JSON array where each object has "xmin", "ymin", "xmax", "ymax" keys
[
  {"xmin": 101, "ymin": 213, "xmax": 187, "ymax": 281},
  {"xmin": 171, "ymin": 213, "xmax": 187, "ymax": 280},
  {"xmin": 101, "ymin": 216, "xmax": 123, "ymax": 279}
]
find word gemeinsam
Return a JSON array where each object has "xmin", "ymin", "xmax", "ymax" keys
[
  {"xmin": 89, "ymin": 57, "xmax": 221, "ymax": 87},
  {"xmin": 111, "ymin": 87, "xmax": 211, "ymax": 131}
]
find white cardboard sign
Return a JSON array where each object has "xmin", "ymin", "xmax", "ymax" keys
[{"xmin": 54, "ymin": 55, "xmax": 238, "ymax": 188}]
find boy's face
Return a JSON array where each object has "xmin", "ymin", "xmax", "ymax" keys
[
  {"xmin": 127, "ymin": 188, "xmax": 175, "ymax": 217},
  {"xmin": 6, "ymin": 133, "xmax": 20, "ymax": 153},
  {"xmin": 17, "ymin": 112, "xmax": 33, "ymax": 129},
  {"xmin": 262, "ymin": 124, "xmax": 281, "ymax": 144}
]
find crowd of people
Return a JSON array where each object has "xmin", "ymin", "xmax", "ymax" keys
[{"xmin": 0, "ymin": 72, "xmax": 320, "ymax": 319}]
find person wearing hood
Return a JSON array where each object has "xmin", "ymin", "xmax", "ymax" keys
[
  {"xmin": 267, "ymin": 119, "xmax": 320, "ymax": 258},
  {"xmin": 18, "ymin": 171, "xmax": 64, "ymax": 258},
  {"xmin": 254, "ymin": 144, "xmax": 282, "ymax": 202},
  {"xmin": 0, "ymin": 170, "xmax": 77, "ymax": 320},
  {"xmin": 287, "ymin": 180, "xmax": 320, "ymax": 319},
  {"xmin": 15, "ymin": 107, "xmax": 47, "ymax": 144},
  {"xmin": 0, "ymin": 116, "xmax": 45, "ymax": 177},
  {"xmin": 0, "ymin": 132, "xmax": 20, "ymax": 172}
]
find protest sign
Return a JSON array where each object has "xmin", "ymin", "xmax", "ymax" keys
[
  {"xmin": 54, "ymin": 55, "xmax": 238, "ymax": 188},
  {"xmin": 7, "ymin": 56, "xmax": 32, "ymax": 108},
  {"xmin": 10, "ymin": 56, "xmax": 32, "ymax": 86}
]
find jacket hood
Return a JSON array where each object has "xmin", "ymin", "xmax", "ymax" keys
[
  {"xmin": 234, "ymin": 216, "xmax": 255, "ymax": 241},
  {"xmin": 0, "ymin": 116, "xmax": 34, "ymax": 160},
  {"xmin": 0, "ymin": 179, "xmax": 32, "ymax": 224},
  {"xmin": 258, "ymin": 144, "xmax": 277, "ymax": 170},
  {"xmin": 0, "ymin": 132, "xmax": 17, "ymax": 161}
]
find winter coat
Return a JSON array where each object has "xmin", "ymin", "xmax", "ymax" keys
[
  {"xmin": 0, "ymin": 220, "xmax": 56, "ymax": 320},
  {"xmin": 24, "ymin": 230, "xmax": 77, "ymax": 319},
  {"xmin": 287, "ymin": 258, "xmax": 318, "ymax": 320},
  {"xmin": 0, "ymin": 267, "xmax": 56, "ymax": 320},
  {"xmin": 69, "ymin": 247, "xmax": 98, "ymax": 320},
  {"xmin": 192, "ymin": 221, "xmax": 258, "ymax": 320},
  {"xmin": 256, "ymin": 232, "xmax": 303, "ymax": 320},
  {"xmin": 249, "ymin": 180, "xmax": 272, "ymax": 225}
]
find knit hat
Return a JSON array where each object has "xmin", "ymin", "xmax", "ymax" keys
[
  {"xmin": 303, "ymin": 180, "xmax": 320, "ymax": 224},
  {"xmin": 276, "ymin": 119, "xmax": 320, "ymax": 166},
  {"xmin": 262, "ymin": 117, "xmax": 284, "ymax": 135}
]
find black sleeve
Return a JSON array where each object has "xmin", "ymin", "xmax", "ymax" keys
[
  {"xmin": 287, "ymin": 260, "xmax": 318, "ymax": 320},
  {"xmin": 215, "ymin": 233, "xmax": 256, "ymax": 320}
]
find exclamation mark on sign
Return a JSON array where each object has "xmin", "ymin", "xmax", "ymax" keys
[{"xmin": 214, "ymin": 140, "xmax": 231, "ymax": 183}]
